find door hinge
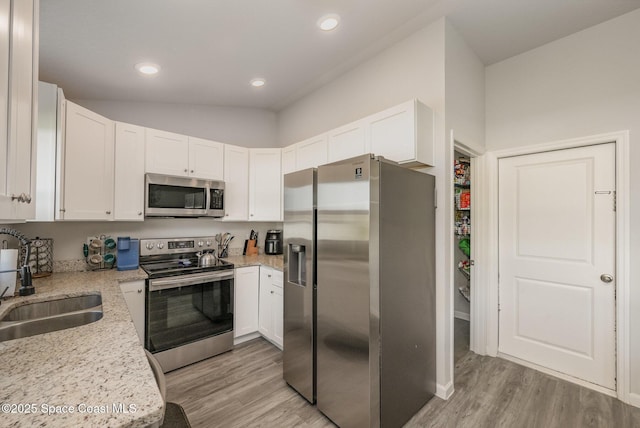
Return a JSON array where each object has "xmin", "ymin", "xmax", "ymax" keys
[{"xmin": 613, "ymin": 190, "xmax": 617, "ymax": 212}]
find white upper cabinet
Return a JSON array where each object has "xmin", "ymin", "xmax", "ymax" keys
[
  {"xmin": 145, "ymin": 128, "xmax": 189, "ymax": 176},
  {"xmin": 281, "ymin": 99, "xmax": 435, "ymax": 172},
  {"xmin": 327, "ymin": 120, "xmax": 367, "ymax": 163},
  {"xmin": 114, "ymin": 122, "xmax": 145, "ymax": 221},
  {"xmin": 0, "ymin": 0, "xmax": 37, "ymax": 221},
  {"xmin": 296, "ymin": 134, "xmax": 328, "ymax": 170},
  {"xmin": 60, "ymin": 101, "xmax": 114, "ymax": 221},
  {"xmin": 249, "ymin": 148, "xmax": 281, "ymax": 221},
  {"xmin": 367, "ymin": 99, "xmax": 434, "ymax": 167},
  {"xmin": 188, "ymin": 137, "xmax": 224, "ymax": 180},
  {"xmin": 223, "ymin": 144, "xmax": 249, "ymax": 221},
  {"xmin": 145, "ymin": 129, "xmax": 224, "ymax": 180},
  {"xmin": 282, "ymin": 145, "xmax": 297, "ymax": 175}
]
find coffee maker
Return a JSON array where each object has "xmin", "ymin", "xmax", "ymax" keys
[{"xmin": 265, "ymin": 230, "xmax": 283, "ymax": 255}]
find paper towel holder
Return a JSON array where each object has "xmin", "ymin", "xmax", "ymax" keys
[{"xmin": 0, "ymin": 227, "xmax": 34, "ymax": 296}]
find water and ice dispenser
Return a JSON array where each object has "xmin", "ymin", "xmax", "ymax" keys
[{"xmin": 288, "ymin": 244, "xmax": 306, "ymax": 286}]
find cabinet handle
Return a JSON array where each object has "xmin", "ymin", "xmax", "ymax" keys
[
  {"xmin": 270, "ymin": 291, "xmax": 274, "ymax": 294},
  {"xmin": 184, "ymin": 169, "xmax": 188, "ymax": 173},
  {"xmin": 10, "ymin": 194, "xmax": 23, "ymax": 202},
  {"xmin": 268, "ymin": 274, "xmax": 271, "ymax": 278},
  {"xmin": 59, "ymin": 208, "xmax": 66, "ymax": 213},
  {"xmin": 24, "ymin": 194, "xmax": 32, "ymax": 204},
  {"xmin": 190, "ymin": 170, "xmax": 194, "ymax": 173},
  {"xmin": 138, "ymin": 212, "xmax": 143, "ymax": 216},
  {"xmin": 137, "ymin": 289, "xmax": 142, "ymax": 293},
  {"xmin": 106, "ymin": 210, "xmax": 111, "ymax": 215},
  {"xmin": 250, "ymin": 214, "xmax": 254, "ymax": 217}
]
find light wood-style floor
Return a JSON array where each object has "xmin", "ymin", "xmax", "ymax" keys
[{"xmin": 165, "ymin": 338, "xmax": 640, "ymax": 428}]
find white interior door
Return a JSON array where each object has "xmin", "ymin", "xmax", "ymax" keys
[{"xmin": 498, "ymin": 143, "xmax": 616, "ymax": 390}]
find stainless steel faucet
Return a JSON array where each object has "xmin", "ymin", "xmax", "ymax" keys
[{"xmin": 0, "ymin": 228, "xmax": 34, "ymax": 296}]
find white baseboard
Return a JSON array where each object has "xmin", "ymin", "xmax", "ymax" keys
[
  {"xmin": 233, "ymin": 332, "xmax": 261, "ymax": 346},
  {"xmin": 628, "ymin": 392, "xmax": 640, "ymax": 408},
  {"xmin": 436, "ymin": 381, "xmax": 454, "ymax": 400},
  {"xmin": 454, "ymin": 311, "xmax": 470, "ymax": 321}
]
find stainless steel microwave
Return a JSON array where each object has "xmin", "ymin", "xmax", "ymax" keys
[{"xmin": 145, "ymin": 173, "xmax": 225, "ymax": 218}]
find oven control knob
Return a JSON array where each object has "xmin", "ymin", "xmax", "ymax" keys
[
  {"xmin": 206, "ymin": 240, "xmax": 212, "ymax": 246},
  {"xmin": 156, "ymin": 242, "xmax": 165, "ymax": 249},
  {"xmin": 198, "ymin": 240, "xmax": 204, "ymax": 247},
  {"xmin": 146, "ymin": 242, "xmax": 155, "ymax": 250}
]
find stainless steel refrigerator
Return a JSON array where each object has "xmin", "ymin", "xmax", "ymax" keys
[
  {"xmin": 284, "ymin": 154, "xmax": 436, "ymax": 427},
  {"xmin": 283, "ymin": 167, "xmax": 317, "ymax": 404}
]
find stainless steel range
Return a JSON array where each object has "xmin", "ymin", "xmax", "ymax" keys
[{"xmin": 140, "ymin": 237, "xmax": 234, "ymax": 373}]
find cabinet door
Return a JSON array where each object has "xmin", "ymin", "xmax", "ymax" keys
[
  {"xmin": 271, "ymin": 270, "xmax": 284, "ymax": 348},
  {"xmin": 296, "ymin": 134, "xmax": 328, "ymax": 170},
  {"xmin": 249, "ymin": 148, "xmax": 281, "ymax": 221},
  {"xmin": 367, "ymin": 99, "xmax": 434, "ymax": 167},
  {"xmin": 61, "ymin": 101, "xmax": 114, "ymax": 220},
  {"xmin": 114, "ymin": 122, "xmax": 145, "ymax": 221},
  {"xmin": 234, "ymin": 266, "xmax": 260, "ymax": 338},
  {"xmin": 327, "ymin": 120, "xmax": 367, "ymax": 163},
  {"xmin": 258, "ymin": 267, "xmax": 273, "ymax": 338},
  {"xmin": 145, "ymin": 128, "xmax": 189, "ymax": 176},
  {"xmin": 223, "ymin": 144, "xmax": 249, "ymax": 221},
  {"xmin": 120, "ymin": 280, "xmax": 145, "ymax": 344},
  {"xmin": 282, "ymin": 145, "xmax": 297, "ymax": 175},
  {"xmin": 188, "ymin": 137, "xmax": 224, "ymax": 180},
  {"xmin": 0, "ymin": 0, "xmax": 36, "ymax": 221}
]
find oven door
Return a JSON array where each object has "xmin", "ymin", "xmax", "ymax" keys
[
  {"xmin": 145, "ymin": 173, "xmax": 210, "ymax": 217},
  {"xmin": 145, "ymin": 270, "xmax": 234, "ymax": 354}
]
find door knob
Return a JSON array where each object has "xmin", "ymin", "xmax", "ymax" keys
[{"xmin": 600, "ymin": 274, "xmax": 614, "ymax": 283}]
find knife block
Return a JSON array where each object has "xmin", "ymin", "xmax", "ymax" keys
[{"xmin": 246, "ymin": 239, "xmax": 258, "ymax": 256}]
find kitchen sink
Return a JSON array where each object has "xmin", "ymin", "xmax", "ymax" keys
[
  {"xmin": 1, "ymin": 294, "xmax": 102, "ymax": 321},
  {"xmin": 0, "ymin": 294, "xmax": 103, "ymax": 342}
]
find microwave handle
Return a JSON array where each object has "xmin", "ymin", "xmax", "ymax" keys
[{"xmin": 149, "ymin": 271, "xmax": 234, "ymax": 291}]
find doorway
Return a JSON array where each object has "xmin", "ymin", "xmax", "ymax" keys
[
  {"xmin": 498, "ymin": 143, "xmax": 616, "ymax": 390},
  {"xmin": 454, "ymin": 150, "xmax": 471, "ymax": 363}
]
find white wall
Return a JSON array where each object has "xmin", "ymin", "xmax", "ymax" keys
[
  {"xmin": 69, "ymin": 99, "xmax": 277, "ymax": 148},
  {"xmin": 13, "ymin": 220, "xmax": 280, "ymax": 261},
  {"xmin": 276, "ymin": 21, "xmax": 446, "ymax": 147},
  {"xmin": 445, "ymin": 21, "xmax": 485, "ymax": 320},
  {"xmin": 445, "ymin": 20, "xmax": 485, "ymax": 150},
  {"xmin": 277, "ymin": 18, "xmax": 456, "ymax": 397},
  {"xmin": 486, "ymin": 9, "xmax": 640, "ymax": 400}
]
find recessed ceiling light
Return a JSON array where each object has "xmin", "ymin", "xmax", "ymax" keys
[
  {"xmin": 318, "ymin": 14, "xmax": 340, "ymax": 31},
  {"xmin": 250, "ymin": 78, "xmax": 266, "ymax": 87},
  {"xmin": 135, "ymin": 62, "xmax": 160, "ymax": 76}
]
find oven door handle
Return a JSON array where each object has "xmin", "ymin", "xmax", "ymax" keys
[{"xmin": 149, "ymin": 271, "xmax": 234, "ymax": 291}]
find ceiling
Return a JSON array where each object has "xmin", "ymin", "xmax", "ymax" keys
[{"xmin": 39, "ymin": 0, "xmax": 640, "ymax": 111}]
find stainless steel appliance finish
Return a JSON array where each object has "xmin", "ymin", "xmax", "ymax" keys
[
  {"xmin": 144, "ymin": 173, "xmax": 225, "ymax": 218},
  {"xmin": 265, "ymin": 229, "xmax": 283, "ymax": 255},
  {"xmin": 283, "ymin": 168, "xmax": 317, "ymax": 403},
  {"xmin": 316, "ymin": 154, "xmax": 436, "ymax": 428},
  {"xmin": 140, "ymin": 236, "xmax": 235, "ymax": 373}
]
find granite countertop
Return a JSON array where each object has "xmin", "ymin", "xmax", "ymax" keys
[
  {"xmin": 223, "ymin": 254, "xmax": 283, "ymax": 271},
  {"xmin": 0, "ymin": 269, "xmax": 164, "ymax": 428}
]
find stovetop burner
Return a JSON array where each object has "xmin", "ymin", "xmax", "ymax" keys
[{"xmin": 139, "ymin": 236, "xmax": 234, "ymax": 278}]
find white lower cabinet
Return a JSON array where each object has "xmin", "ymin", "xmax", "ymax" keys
[
  {"xmin": 234, "ymin": 266, "xmax": 260, "ymax": 339},
  {"xmin": 258, "ymin": 266, "xmax": 283, "ymax": 349},
  {"xmin": 120, "ymin": 280, "xmax": 145, "ymax": 344}
]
